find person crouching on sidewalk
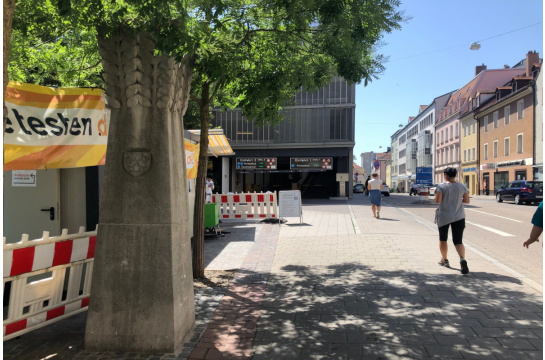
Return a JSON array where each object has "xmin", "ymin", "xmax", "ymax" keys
[{"xmin": 434, "ymin": 167, "xmax": 470, "ymax": 274}]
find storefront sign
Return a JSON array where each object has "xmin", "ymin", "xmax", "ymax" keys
[
  {"xmin": 462, "ymin": 167, "xmax": 476, "ymax": 172},
  {"xmin": 497, "ymin": 160, "xmax": 525, "ymax": 168},
  {"xmin": 236, "ymin": 158, "xmax": 277, "ymax": 170},
  {"xmin": 290, "ymin": 157, "xmax": 333, "ymax": 170},
  {"xmin": 4, "ymin": 81, "xmax": 109, "ymax": 170},
  {"xmin": 481, "ymin": 163, "xmax": 497, "ymax": 170},
  {"xmin": 12, "ymin": 170, "xmax": 37, "ymax": 187}
]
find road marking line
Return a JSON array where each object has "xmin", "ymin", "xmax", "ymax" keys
[
  {"xmin": 465, "ymin": 221, "xmax": 515, "ymax": 237},
  {"xmin": 383, "ymin": 199, "xmax": 542, "ymax": 294},
  {"xmin": 466, "ymin": 209, "xmax": 522, "ymax": 222}
]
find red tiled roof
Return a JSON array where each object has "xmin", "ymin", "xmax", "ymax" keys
[
  {"xmin": 513, "ymin": 76, "xmax": 533, "ymax": 80},
  {"xmin": 476, "ymin": 84, "xmax": 530, "ymax": 113},
  {"xmin": 440, "ymin": 68, "xmax": 526, "ymax": 120}
]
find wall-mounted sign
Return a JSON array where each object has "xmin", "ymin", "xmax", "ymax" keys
[
  {"xmin": 12, "ymin": 170, "xmax": 37, "ymax": 187},
  {"xmin": 462, "ymin": 167, "xmax": 477, "ymax": 172},
  {"xmin": 290, "ymin": 157, "xmax": 333, "ymax": 170},
  {"xmin": 236, "ymin": 157, "xmax": 277, "ymax": 170},
  {"xmin": 497, "ymin": 160, "xmax": 525, "ymax": 168}
]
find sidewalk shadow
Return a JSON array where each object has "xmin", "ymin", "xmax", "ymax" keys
[
  {"xmin": 285, "ymin": 223, "xmax": 313, "ymax": 227},
  {"xmin": 247, "ymin": 262, "xmax": 539, "ymax": 358}
]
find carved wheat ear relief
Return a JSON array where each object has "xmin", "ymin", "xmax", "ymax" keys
[{"xmin": 97, "ymin": 31, "xmax": 194, "ymax": 177}]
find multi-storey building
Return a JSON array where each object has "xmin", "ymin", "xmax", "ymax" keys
[
  {"xmin": 210, "ymin": 76, "xmax": 356, "ymax": 198},
  {"xmin": 475, "ymin": 51, "xmax": 540, "ymax": 196},
  {"xmin": 435, "ymin": 65, "xmax": 525, "ymax": 184},
  {"xmin": 389, "ymin": 130, "xmax": 401, "ymax": 190},
  {"xmin": 532, "ymin": 62, "xmax": 543, "ymax": 180},
  {"xmin": 459, "ymin": 90, "xmax": 493, "ymax": 195},
  {"xmin": 360, "ymin": 151, "xmax": 377, "ymax": 178},
  {"xmin": 392, "ymin": 92, "xmax": 453, "ymax": 192}
]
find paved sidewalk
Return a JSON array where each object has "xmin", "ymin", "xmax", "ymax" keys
[
  {"xmin": 253, "ymin": 196, "xmax": 543, "ymax": 359},
  {"xmin": 5, "ymin": 199, "xmax": 543, "ymax": 359},
  {"xmin": 280, "ymin": 200, "xmax": 355, "ymax": 239}
]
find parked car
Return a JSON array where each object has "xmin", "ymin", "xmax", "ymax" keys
[
  {"xmin": 429, "ymin": 184, "xmax": 439, "ymax": 196},
  {"xmin": 496, "ymin": 180, "xmax": 543, "ymax": 205},
  {"xmin": 353, "ymin": 183, "xmax": 364, "ymax": 194},
  {"xmin": 381, "ymin": 182, "xmax": 390, "ymax": 196}
]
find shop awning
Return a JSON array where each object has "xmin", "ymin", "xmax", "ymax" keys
[{"xmin": 186, "ymin": 129, "xmax": 234, "ymax": 157}]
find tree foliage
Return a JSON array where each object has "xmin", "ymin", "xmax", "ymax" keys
[{"xmin": 9, "ymin": 0, "xmax": 102, "ymax": 87}]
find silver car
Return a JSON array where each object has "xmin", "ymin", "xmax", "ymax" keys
[
  {"xmin": 353, "ymin": 184, "xmax": 364, "ymax": 193},
  {"xmin": 381, "ymin": 182, "xmax": 390, "ymax": 196}
]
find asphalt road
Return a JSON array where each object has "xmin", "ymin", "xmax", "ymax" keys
[{"xmin": 373, "ymin": 193, "xmax": 543, "ymax": 285}]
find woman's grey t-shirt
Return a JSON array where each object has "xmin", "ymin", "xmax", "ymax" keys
[{"xmin": 435, "ymin": 182, "xmax": 469, "ymax": 227}]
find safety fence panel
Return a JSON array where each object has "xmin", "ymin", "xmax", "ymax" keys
[
  {"xmin": 211, "ymin": 192, "xmax": 278, "ymax": 220},
  {"xmin": 3, "ymin": 226, "xmax": 97, "ymax": 340}
]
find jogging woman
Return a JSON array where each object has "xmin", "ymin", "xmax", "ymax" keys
[
  {"xmin": 367, "ymin": 172, "xmax": 383, "ymax": 219},
  {"xmin": 434, "ymin": 167, "xmax": 470, "ymax": 274}
]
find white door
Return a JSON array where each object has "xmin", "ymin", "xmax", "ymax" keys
[{"xmin": 3, "ymin": 170, "xmax": 60, "ymax": 243}]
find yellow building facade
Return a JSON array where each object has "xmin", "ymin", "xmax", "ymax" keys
[{"xmin": 460, "ymin": 111, "xmax": 479, "ymax": 195}]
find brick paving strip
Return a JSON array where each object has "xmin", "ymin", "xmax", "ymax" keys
[{"xmin": 189, "ymin": 224, "xmax": 280, "ymax": 360}]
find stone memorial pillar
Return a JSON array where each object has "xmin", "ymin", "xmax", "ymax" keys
[{"xmin": 85, "ymin": 31, "xmax": 195, "ymax": 354}]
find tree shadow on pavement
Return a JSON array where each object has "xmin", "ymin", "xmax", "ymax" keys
[{"xmin": 252, "ymin": 262, "xmax": 542, "ymax": 359}]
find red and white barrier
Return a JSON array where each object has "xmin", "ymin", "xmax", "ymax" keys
[
  {"xmin": 211, "ymin": 192, "xmax": 278, "ymax": 220},
  {"xmin": 3, "ymin": 226, "xmax": 97, "ymax": 340}
]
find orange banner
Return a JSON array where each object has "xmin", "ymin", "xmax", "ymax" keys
[
  {"xmin": 185, "ymin": 141, "xmax": 200, "ymax": 179},
  {"xmin": 4, "ymin": 81, "xmax": 108, "ymax": 170}
]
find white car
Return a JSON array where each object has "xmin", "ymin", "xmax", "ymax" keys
[
  {"xmin": 429, "ymin": 184, "xmax": 439, "ymax": 196},
  {"xmin": 382, "ymin": 182, "xmax": 390, "ymax": 196}
]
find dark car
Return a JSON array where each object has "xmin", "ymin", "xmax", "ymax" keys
[
  {"xmin": 353, "ymin": 184, "xmax": 364, "ymax": 194},
  {"xmin": 496, "ymin": 180, "xmax": 543, "ymax": 205}
]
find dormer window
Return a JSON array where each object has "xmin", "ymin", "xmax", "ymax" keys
[
  {"xmin": 476, "ymin": 96, "xmax": 480, "ymax": 107},
  {"xmin": 496, "ymin": 91, "xmax": 501, "ymax": 101}
]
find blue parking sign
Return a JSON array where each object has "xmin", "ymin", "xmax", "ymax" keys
[{"xmin": 416, "ymin": 167, "xmax": 433, "ymax": 186}]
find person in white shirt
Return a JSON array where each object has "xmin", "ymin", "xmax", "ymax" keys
[
  {"xmin": 409, "ymin": 181, "xmax": 417, "ymax": 196},
  {"xmin": 367, "ymin": 172, "xmax": 383, "ymax": 219},
  {"xmin": 206, "ymin": 177, "xmax": 214, "ymax": 203}
]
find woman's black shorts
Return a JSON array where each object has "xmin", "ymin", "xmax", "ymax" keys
[{"xmin": 438, "ymin": 218, "xmax": 465, "ymax": 245}]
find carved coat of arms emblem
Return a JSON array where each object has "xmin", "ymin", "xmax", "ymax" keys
[{"xmin": 123, "ymin": 149, "xmax": 152, "ymax": 177}]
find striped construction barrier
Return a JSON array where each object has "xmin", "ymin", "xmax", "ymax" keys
[
  {"xmin": 3, "ymin": 226, "xmax": 97, "ymax": 341},
  {"xmin": 211, "ymin": 192, "xmax": 278, "ymax": 220}
]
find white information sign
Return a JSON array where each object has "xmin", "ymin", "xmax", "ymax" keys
[
  {"xmin": 279, "ymin": 190, "xmax": 303, "ymax": 225},
  {"xmin": 12, "ymin": 170, "xmax": 37, "ymax": 187}
]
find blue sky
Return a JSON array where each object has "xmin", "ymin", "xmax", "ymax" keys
[{"xmin": 354, "ymin": 0, "xmax": 544, "ymax": 159}]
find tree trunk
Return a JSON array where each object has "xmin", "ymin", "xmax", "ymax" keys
[
  {"xmin": 85, "ymin": 30, "xmax": 196, "ymax": 353},
  {"xmin": 3, "ymin": 0, "xmax": 15, "ymax": 136},
  {"xmin": 192, "ymin": 83, "xmax": 210, "ymax": 279}
]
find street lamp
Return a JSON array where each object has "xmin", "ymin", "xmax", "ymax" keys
[{"xmin": 470, "ymin": 42, "xmax": 481, "ymax": 50}]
